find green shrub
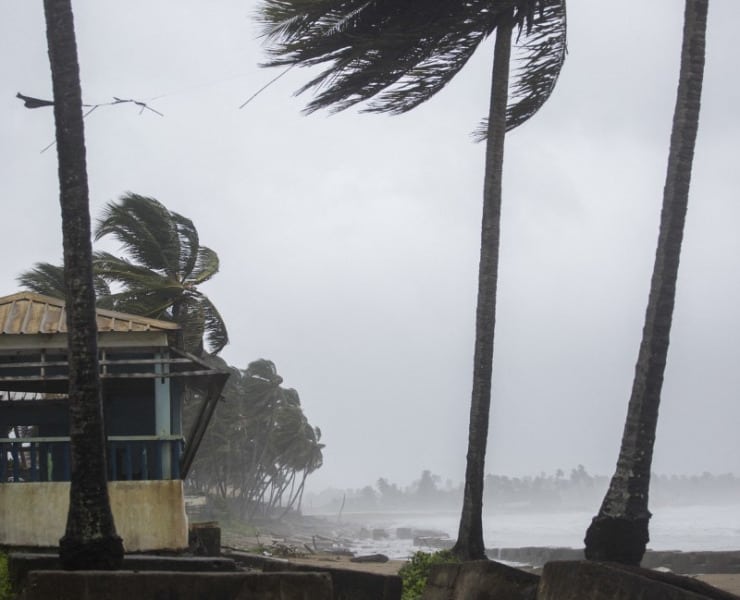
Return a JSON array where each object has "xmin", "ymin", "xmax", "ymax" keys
[
  {"xmin": 0, "ymin": 552, "xmax": 12, "ymax": 600},
  {"xmin": 398, "ymin": 550, "xmax": 459, "ymax": 600}
]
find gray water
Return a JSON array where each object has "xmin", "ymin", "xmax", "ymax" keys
[{"xmin": 312, "ymin": 504, "xmax": 740, "ymax": 559}]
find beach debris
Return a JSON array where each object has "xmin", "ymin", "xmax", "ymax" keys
[{"xmin": 351, "ymin": 553, "xmax": 390, "ymax": 564}]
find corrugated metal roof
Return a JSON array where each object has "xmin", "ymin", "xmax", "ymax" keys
[{"xmin": 0, "ymin": 292, "xmax": 180, "ymax": 335}]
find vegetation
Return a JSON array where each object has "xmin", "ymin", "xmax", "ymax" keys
[
  {"xmin": 185, "ymin": 359, "xmax": 324, "ymax": 520},
  {"xmin": 399, "ymin": 550, "xmax": 460, "ymax": 600},
  {"xmin": 584, "ymin": 0, "xmax": 708, "ymax": 565},
  {"xmin": 258, "ymin": 0, "xmax": 567, "ymax": 561},
  {"xmin": 18, "ymin": 194, "xmax": 229, "ymax": 356},
  {"xmin": 0, "ymin": 552, "xmax": 12, "ymax": 600},
  {"xmin": 306, "ymin": 468, "xmax": 740, "ymax": 514},
  {"xmin": 17, "ymin": 262, "xmax": 113, "ymax": 308},
  {"xmin": 42, "ymin": 0, "xmax": 123, "ymax": 569},
  {"xmin": 94, "ymin": 193, "xmax": 228, "ymax": 355}
]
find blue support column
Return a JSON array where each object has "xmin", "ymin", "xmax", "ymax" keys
[{"xmin": 154, "ymin": 350, "xmax": 172, "ymax": 478}]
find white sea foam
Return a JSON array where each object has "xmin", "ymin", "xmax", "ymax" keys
[{"xmin": 315, "ymin": 504, "xmax": 740, "ymax": 559}]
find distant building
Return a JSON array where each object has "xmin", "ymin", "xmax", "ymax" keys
[{"xmin": 0, "ymin": 292, "xmax": 229, "ymax": 551}]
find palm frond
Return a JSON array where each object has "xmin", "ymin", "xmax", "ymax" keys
[
  {"xmin": 472, "ymin": 0, "xmax": 567, "ymax": 139},
  {"xmin": 17, "ymin": 262, "xmax": 66, "ymax": 298},
  {"xmin": 18, "ymin": 261, "xmax": 113, "ymax": 305},
  {"xmin": 107, "ymin": 289, "xmax": 178, "ymax": 319},
  {"xmin": 188, "ymin": 247, "xmax": 220, "ymax": 285},
  {"xmin": 259, "ymin": 0, "xmax": 555, "ymax": 115},
  {"xmin": 506, "ymin": 0, "xmax": 566, "ymax": 129},
  {"xmin": 169, "ymin": 211, "xmax": 201, "ymax": 281},
  {"xmin": 95, "ymin": 193, "xmax": 179, "ymax": 275},
  {"xmin": 177, "ymin": 296, "xmax": 207, "ymax": 354},
  {"xmin": 200, "ymin": 295, "xmax": 229, "ymax": 354},
  {"xmin": 94, "ymin": 252, "xmax": 179, "ymax": 292}
]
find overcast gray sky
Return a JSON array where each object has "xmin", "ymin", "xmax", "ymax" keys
[{"xmin": 1, "ymin": 1, "xmax": 738, "ymax": 493}]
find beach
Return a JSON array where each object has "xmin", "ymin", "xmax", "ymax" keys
[{"xmin": 220, "ymin": 507, "xmax": 740, "ymax": 595}]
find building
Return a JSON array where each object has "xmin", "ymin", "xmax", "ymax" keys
[{"xmin": 0, "ymin": 292, "xmax": 229, "ymax": 551}]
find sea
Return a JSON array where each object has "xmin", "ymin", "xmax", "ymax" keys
[{"xmin": 306, "ymin": 504, "xmax": 740, "ymax": 560}]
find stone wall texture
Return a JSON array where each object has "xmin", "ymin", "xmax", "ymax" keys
[
  {"xmin": 0, "ymin": 480, "xmax": 188, "ymax": 551},
  {"xmin": 23, "ymin": 571, "xmax": 333, "ymax": 600}
]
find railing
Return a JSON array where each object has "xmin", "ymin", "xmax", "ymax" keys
[{"xmin": 0, "ymin": 436, "xmax": 183, "ymax": 483}]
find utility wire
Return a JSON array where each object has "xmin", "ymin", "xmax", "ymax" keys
[{"xmin": 239, "ymin": 65, "xmax": 293, "ymax": 109}]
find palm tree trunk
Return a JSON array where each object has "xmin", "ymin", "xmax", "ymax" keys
[
  {"xmin": 452, "ymin": 16, "xmax": 512, "ymax": 562},
  {"xmin": 584, "ymin": 0, "xmax": 707, "ymax": 566},
  {"xmin": 43, "ymin": 0, "xmax": 123, "ymax": 569}
]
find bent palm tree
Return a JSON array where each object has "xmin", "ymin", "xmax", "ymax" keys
[
  {"xmin": 94, "ymin": 193, "xmax": 228, "ymax": 354},
  {"xmin": 43, "ymin": 0, "xmax": 123, "ymax": 569},
  {"xmin": 584, "ymin": 0, "xmax": 708, "ymax": 565},
  {"xmin": 258, "ymin": 0, "xmax": 567, "ymax": 560}
]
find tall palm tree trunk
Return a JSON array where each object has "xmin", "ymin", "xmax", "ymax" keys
[
  {"xmin": 452, "ymin": 17, "xmax": 513, "ymax": 562},
  {"xmin": 43, "ymin": 0, "xmax": 124, "ymax": 569},
  {"xmin": 584, "ymin": 0, "xmax": 707, "ymax": 566}
]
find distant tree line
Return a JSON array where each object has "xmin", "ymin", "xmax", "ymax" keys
[
  {"xmin": 184, "ymin": 358, "xmax": 324, "ymax": 519},
  {"xmin": 306, "ymin": 467, "xmax": 740, "ymax": 514}
]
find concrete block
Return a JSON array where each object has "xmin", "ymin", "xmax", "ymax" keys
[
  {"xmin": 261, "ymin": 558, "xmax": 402, "ymax": 600},
  {"xmin": 23, "ymin": 571, "xmax": 332, "ymax": 600},
  {"xmin": 538, "ymin": 561, "xmax": 739, "ymax": 600},
  {"xmin": 9, "ymin": 552, "xmax": 237, "ymax": 588},
  {"xmin": 189, "ymin": 521, "xmax": 222, "ymax": 556},
  {"xmin": 423, "ymin": 560, "xmax": 539, "ymax": 600}
]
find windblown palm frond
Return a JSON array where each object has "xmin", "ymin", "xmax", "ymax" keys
[
  {"xmin": 169, "ymin": 211, "xmax": 201, "ymax": 279},
  {"xmin": 507, "ymin": 0, "xmax": 566, "ymax": 129},
  {"xmin": 259, "ymin": 0, "xmax": 565, "ymax": 123},
  {"xmin": 190, "ymin": 247, "xmax": 220, "ymax": 285},
  {"xmin": 95, "ymin": 194, "xmax": 176, "ymax": 274},
  {"xmin": 17, "ymin": 262, "xmax": 68, "ymax": 298},
  {"xmin": 17, "ymin": 261, "xmax": 113, "ymax": 307},
  {"xmin": 201, "ymin": 295, "xmax": 229, "ymax": 354},
  {"xmin": 474, "ymin": 0, "xmax": 567, "ymax": 139},
  {"xmin": 94, "ymin": 193, "xmax": 228, "ymax": 354}
]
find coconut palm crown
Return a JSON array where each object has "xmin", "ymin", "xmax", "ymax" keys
[
  {"xmin": 259, "ymin": 0, "xmax": 567, "ymax": 129},
  {"xmin": 94, "ymin": 193, "xmax": 228, "ymax": 355}
]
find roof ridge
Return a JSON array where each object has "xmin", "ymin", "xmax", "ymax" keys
[{"xmin": 0, "ymin": 291, "xmax": 180, "ymax": 334}]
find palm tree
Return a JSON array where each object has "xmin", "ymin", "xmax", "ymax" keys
[
  {"xmin": 42, "ymin": 0, "xmax": 123, "ymax": 569},
  {"xmin": 584, "ymin": 0, "xmax": 708, "ymax": 566},
  {"xmin": 93, "ymin": 193, "xmax": 228, "ymax": 355},
  {"xmin": 258, "ymin": 0, "xmax": 567, "ymax": 560},
  {"xmin": 185, "ymin": 358, "xmax": 324, "ymax": 518}
]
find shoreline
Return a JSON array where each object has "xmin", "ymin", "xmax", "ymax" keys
[{"xmin": 219, "ymin": 514, "xmax": 740, "ymax": 595}]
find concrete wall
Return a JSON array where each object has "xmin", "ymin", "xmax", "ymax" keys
[
  {"xmin": 24, "ymin": 571, "xmax": 333, "ymax": 600},
  {"xmin": 0, "ymin": 480, "xmax": 188, "ymax": 551}
]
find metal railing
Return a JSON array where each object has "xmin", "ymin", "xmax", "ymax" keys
[{"xmin": 0, "ymin": 436, "xmax": 183, "ymax": 482}]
